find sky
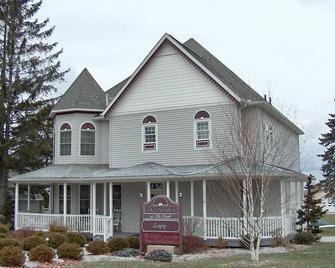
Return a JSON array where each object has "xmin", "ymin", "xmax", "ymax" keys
[{"xmin": 38, "ymin": 0, "xmax": 334, "ymax": 179}]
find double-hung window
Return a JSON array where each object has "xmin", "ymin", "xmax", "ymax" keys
[
  {"xmin": 60, "ymin": 123, "xmax": 71, "ymax": 156},
  {"xmin": 80, "ymin": 122, "xmax": 95, "ymax": 156},
  {"xmin": 264, "ymin": 122, "xmax": 274, "ymax": 146},
  {"xmin": 194, "ymin": 110, "xmax": 211, "ymax": 148},
  {"xmin": 142, "ymin": 115, "xmax": 157, "ymax": 152}
]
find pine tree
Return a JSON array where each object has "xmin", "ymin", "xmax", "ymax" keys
[
  {"xmin": 296, "ymin": 175, "xmax": 327, "ymax": 233},
  {"xmin": 319, "ymin": 109, "xmax": 335, "ymax": 198},
  {"xmin": 0, "ymin": 0, "xmax": 68, "ymax": 209}
]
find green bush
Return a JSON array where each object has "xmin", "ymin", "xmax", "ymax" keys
[
  {"xmin": 23, "ymin": 235, "xmax": 46, "ymax": 251},
  {"xmin": 57, "ymin": 242, "xmax": 82, "ymax": 260},
  {"xmin": 66, "ymin": 232, "xmax": 87, "ymax": 246},
  {"xmin": 107, "ymin": 237, "xmax": 129, "ymax": 252},
  {"xmin": 47, "ymin": 232, "xmax": 67, "ymax": 249},
  {"xmin": 0, "ymin": 246, "xmax": 25, "ymax": 267},
  {"xmin": 86, "ymin": 241, "xmax": 109, "ymax": 255},
  {"xmin": 127, "ymin": 236, "xmax": 139, "ymax": 249},
  {"xmin": 214, "ymin": 236, "xmax": 228, "ymax": 248},
  {"xmin": 0, "ymin": 224, "xmax": 9, "ymax": 234},
  {"xmin": 0, "ymin": 238, "xmax": 22, "ymax": 250},
  {"xmin": 293, "ymin": 232, "xmax": 319, "ymax": 245},
  {"xmin": 29, "ymin": 244, "xmax": 55, "ymax": 262},
  {"xmin": 49, "ymin": 224, "xmax": 68, "ymax": 233}
]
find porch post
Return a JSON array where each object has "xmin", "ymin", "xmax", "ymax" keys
[
  {"xmin": 109, "ymin": 182, "xmax": 114, "ymax": 237},
  {"xmin": 14, "ymin": 183, "xmax": 19, "ymax": 230},
  {"xmin": 63, "ymin": 183, "xmax": 67, "ymax": 226},
  {"xmin": 92, "ymin": 182, "xmax": 96, "ymax": 235},
  {"xmin": 280, "ymin": 180, "xmax": 286, "ymax": 236},
  {"xmin": 202, "ymin": 179, "xmax": 207, "ymax": 240},
  {"xmin": 103, "ymin": 182, "xmax": 107, "ymax": 216},
  {"xmin": 190, "ymin": 181, "xmax": 194, "ymax": 217},
  {"xmin": 146, "ymin": 181, "xmax": 150, "ymax": 201},
  {"xmin": 242, "ymin": 178, "xmax": 247, "ymax": 234},
  {"xmin": 166, "ymin": 180, "xmax": 170, "ymax": 198},
  {"xmin": 27, "ymin": 185, "xmax": 31, "ymax": 212},
  {"xmin": 175, "ymin": 181, "xmax": 179, "ymax": 203},
  {"xmin": 49, "ymin": 185, "xmax": 53, "ymax": 213}
]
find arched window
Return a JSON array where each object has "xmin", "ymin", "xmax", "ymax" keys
[
  {"xmin": 60, "ymin": 123, "xmax": 71, "ymax": 156},
  {"xmin": 194, "ymin": 110, "xmax": 211, "ymax": 148},
  {"xmin": 80, "ymin": 122, "xmax": 95, "ymax": 156},
  {"xmin": 142, "ymin": 115, "xmax": 157, "ymax": 152}
]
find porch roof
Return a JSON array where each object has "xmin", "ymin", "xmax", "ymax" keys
[{"xmin": 9, "ymin": 160, "xmax": 307, "ymax": 184}]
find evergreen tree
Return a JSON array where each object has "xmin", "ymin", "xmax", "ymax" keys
[
  {"xmin": 0, "ymin": 0, "xmax": 68, "ymax": 209},
  {"xmin": 319, "ymin": 109, "xmax": 335, "ymax": 198},
  {"xmin": 296, "ymin": 175, "xmax": 327, "ymax": 233}
]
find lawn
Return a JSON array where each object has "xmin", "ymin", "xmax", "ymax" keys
[
  {"xmin": 322, "ymin": 214, "xmax": 335, "ymax": 224},
  {"xmin": 320, "ymin": 214, "xmax": 335, "ymax": 236},
  {"xmin": 75, "ymin": 243, "xmax": 335, "ymax": 268}
]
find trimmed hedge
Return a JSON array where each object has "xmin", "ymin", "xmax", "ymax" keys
[
  {"xmin": 57, "ymin": 243, "xmax": 82, "ymax": 260},
  {"xmin": 23, "ymin": 235, "xmax": 46, "ymax": 251},
  {"xmin": 10, "ymin": 228, "xmax": 37, "ymax": 240},
  {"xmin": 182, "ymin": 235, "xmax": 205, "ymax": 253},
  {"xmin": 0, "ymin": 224, "xmax": 9, "ymax": 234},
  {"xmin": 47, "ymin": 232, "xmax": 67, "ymax": 249},
  {"xmin": 127, "ymin": 236, "xmax": 140, "ymax": 249},
  {"xmin": 0, "ymin": 238, "xmax": 22, "ymax": 250},
  {"xmin": 86, "ymin": 241, "xmax": 109, "ymax": 255},
  {"xmin": 66, "ymin": 232, "xmax": 87, "ymax": 246},
  {"xmin": 294, "ymin": 232, "xmax": 320, "ymax": 245},
  {"xmin": 214, "ymin": 236, "xmax": 228, "ymax": 248},
  {"xmin": 0, "ymin": 246, "xmax": 25, "ymax": 267},
  {"xmin": 108, "ymin": 237, "xmax": 129, "ymax": 252},
  {"xmin": 49, "ymin": 225, "xmax": 68, "ymax": 233},
  {"xmin": 29, "ymin": 245, "xmax": 55, "ymax": 262}
]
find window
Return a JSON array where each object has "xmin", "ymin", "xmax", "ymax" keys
[
  {"xmin": 80, "ymin": 122, "xmax": 95, "ymax": 156},
  {"xmin": 264, "ymin": 122, "xmax": 274, "ymax": 145},
  {"xmin": 80, "ymin": 185, "xmax": 90, "ymax": 214},
  {"xmin": 60, "ymin": 123, "xmax": 71, "ymax": 156},
  {"xmin": 194, "ymin": 110, "xmax": 211, "ymax": 148},
  {"xmin": 142, "ymin": 115, "xmax": 157, "ymax": 152},
  {"xmin": 59, "ymin": 185, "xmax": 71, "ymax": 214},
  {"xmin": 150, "ymin": 183, "xmax": 165, "ymax": 198}
]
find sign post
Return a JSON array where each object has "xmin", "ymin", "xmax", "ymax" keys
[{"xmin": 140, "ymin": 193, "xmax": 183, "ymax": 253}]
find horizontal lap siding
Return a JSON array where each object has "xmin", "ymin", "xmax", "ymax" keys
[{"xmin": 110, "ymin": 104, "xmax": 238, "ymax": 168}]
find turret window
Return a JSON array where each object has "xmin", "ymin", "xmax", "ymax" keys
[
  {"xmin": 80, "ymin": 122, "xmax": 96, "ymax": 156},
  {"xmin": 60, "ymin": 123, "xmax": 71, "ymax": 156}
]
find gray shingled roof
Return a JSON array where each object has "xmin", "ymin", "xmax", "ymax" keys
[
  {"xmin": 105, "ymin": 77, "xmax": 129, "ymax": 104},
  {"xmin": 52, "ymin": 68, "xmax": 106, "ymax": 111}
]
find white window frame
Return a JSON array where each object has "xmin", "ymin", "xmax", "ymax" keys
[
  {"xmin": 264, "ymin": 121, "xmax": 274, "ymax": 146},
  {"xmin": 193, "ymin": 111, "xmax": 212, "ymax": 150},
  {"xmin": 80, "ymin": 121, "xmax": 96, "ymax": 156},
  {"xmin": 142, "ymin": 116, "xmax": 158, "ymax": 153},
  {"xmin": 59, "ymin": 122, "xmax": 72, "ymax": 156}
]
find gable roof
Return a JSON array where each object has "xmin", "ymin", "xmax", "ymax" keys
[
  {"xmin": 106, "ymin": 77, "xmax": 129, "ymax": 105},
  {"xmin": 51, "ymin": 68, "xmax": 106, "ymax": 117}
]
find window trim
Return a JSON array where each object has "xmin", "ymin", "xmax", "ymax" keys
[
  {"xmin": 59, "ymin": 122, "xmax": 72, "ymax": 157},
  {"xmin": 80, "ymin": 121, "xmax": 97, "ymax": 156},
  {"xmin": 142, "ymin": 115, "xmax": 158, "ymax": 153},
  {"xmin": 263, "ymin": 121, "xmax": 274, "ymax": 146},
  {"xmin": 193, "ymin": 110, "xmax": 212, "ymax": 150}
]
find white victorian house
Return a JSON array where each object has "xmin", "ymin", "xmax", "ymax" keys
[{"xmin": 9, "ymin": 34, "xmax": 306, "ymax": 241}]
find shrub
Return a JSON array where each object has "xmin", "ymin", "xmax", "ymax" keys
[
  {"xmin": 0, "ymin": 238, "xmax": 22, "ymax": 249},
  {"xmin": 214, "ymin": 236, "xmax": 228, "ymax": 248},
  {"xmin": 271, "ymin": 235, "xmax": 286, "ymax": 247},
  {"xmin": 293, "ymin": 232, "xmax": 319, "ymax": 245},
  {"xmin": 23, "ymin": 235, "xmax": 46, "ymax": 251},
  {"xmin": 108, "ymin": 237, "xmax": 129, "ymax": 252},
  {"xmin": 29, "ymin": 244, "xmax": 55, "ymax": 262},
  {"xmin": 127, "ymin": 236, "xmax": 139, "ymax": 249},
  {"xmin": 57, "ymin": 243, "xmax": 82, "ymax": 260},
  {"xmin": 239, "ymin": 234, "xmax": 258, "ymax": 249},
  {"xmin": 66, "ymin": 232, "xmax": 87, "ymax": 246},
  {"xmin": 0, "ymin": 223, "xmax": 9, "ymax": 234},
  {"xmin": 49, "ymin": 224, "xmax": 68, "ymax": 233},
  {"xmin": 10, "ymin": 228, "xmax": 37, "ymax": 240},
  {"xmin": 182, "ymin": 235, "xmax": 205, "ymax": 253},
  {"xmin": 144, "ymin": 250, "xmax": 172, "ymax": 262},
  {"xmin": 0, "ymin": 233, "xmax": 8, "ymax": 239},
  {"xmin": 47, "ymin": 232, "xmax": 67, "ymax": 249},
  {"xmin": 86, "ymin": 241, "xmax": 109, "ymax": 255},
  {"xmin": 0, "ymin": 246, "xmax": 25, "ymax": 267}
]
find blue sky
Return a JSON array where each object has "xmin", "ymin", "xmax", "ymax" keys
[{"xmin": 38, "ymin": 0, "xmax": 334, "ymax": 179}]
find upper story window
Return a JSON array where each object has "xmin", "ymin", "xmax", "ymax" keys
[
  {"xmin": 60, "ymin": 123, "xmax": 71, "ymax": 156},
  {"xmin": 264, "ymin": 122, "xmax": 274, "ymax": 146},
  {"xmin": 142, "ymin": 115, "xmax": 157, "ymax": 152},
  {"xmin": 80, "ymin": 122, "xmax": 96, "ymax": 156},
  {"xmin": 194, "ymin": 110, "xmax": 211, "ymax": 149}
]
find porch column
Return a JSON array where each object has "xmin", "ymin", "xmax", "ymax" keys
[
  {"xmin": 92, "ymin": 183, "xmax": 96, "ymax": 235},
  {"xmin": 103, "ymin": 183, "xmax": 107, "ymax": 216},
  {"xmin": 146, "ymin": 181, "xmax": 150, "ymax": 201},
  {"xmin": 280, "ymin": 180, "xmax": 286, "ymax": 236},
  {"xmin": 27, "ymin": 185, "xmax": 31, "ymax": 212},
  {"xmin": 49, "ymin": 185, "xmax": 53, "ymax": 214},
  {"xmin": 14, "ymin": 183, "xmax": 19, "ymax": 230},
  {"xmin": 202, "ymin": 179, "xmax": 207, "ymax": 240},
  {"xmin": 166, "ymin": 180, "xmax": 170, "ymax": 198},
  {"xmin": 63, "ymin": 183, "xmax": 67, "ymax": 226},
  {"xmin": 190, "ymin": 181, "xmax": 194, "ymax": 217},
  {"xmin": 109, "ymin": 182, "xmax": 114, "ymax": 237},
  {"xmin": 242, "ymin": 178, "xmax": 247, "ymax": 234},
  {"xmin": 175, "ymin": 181, "xmax": 179, "ymax": 203}
]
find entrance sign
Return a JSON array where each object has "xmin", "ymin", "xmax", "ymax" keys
[{"xmin": 140, "ymin": 194, "xmax": 183, "ymax": 251}]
